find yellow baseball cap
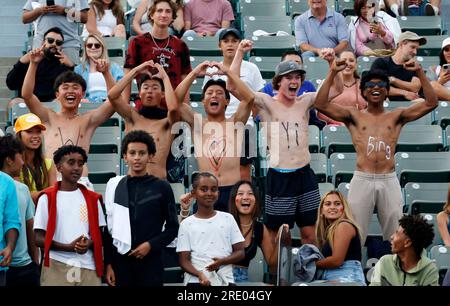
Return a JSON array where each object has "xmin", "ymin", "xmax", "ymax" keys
[{"xmin": 14, "ymin": 113, "xmax": 46, "ymax": 133}]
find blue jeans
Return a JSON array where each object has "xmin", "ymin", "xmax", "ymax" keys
[
  {"xmin": 233, "ymin": 267, "xmax": 249, "ymax": 283},
  {"xmin": 321, "ymin": 260, "xmax": 366, "ymax": 286},
  {"xmin": 408, "ymin": 1, "xmax": 428, "ymax": 16}
]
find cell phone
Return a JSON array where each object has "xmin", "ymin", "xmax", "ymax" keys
[
  {"xmin": 443, "ymin": 64, "xmax": 450, "ymax": 72},
  {"xmin": 46, "ymin": 0, "xmax": 55, "ymax": 6}
]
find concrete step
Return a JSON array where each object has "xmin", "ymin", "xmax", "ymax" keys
[
  {"xmin": 0, "ymin": 66, "xmax": 13, "ymax": 76},
  {"xmin": 0, "ymin": 47, "xmax": 24, "ymax": 58},
  {"xmin": 0, "ymin": 87, "xmax": 13, "ymax": 99},
  {"xmin": 0, "ymin": 35, "xmax": 27, "ymax": 46},
  {"xmin": 0, "ymin": 24, "xmax": 29, "ymax": 35},
  {"xmin": 0, "ymin": 16, "xmax": 24, "ymax": 24},
  {"xmin": 0, "ymin": 6, "xmax": 26, "ymax": 17},
  {"xmin": 0, "ymin": 57, "xmax": 18, "ymax": 66}
]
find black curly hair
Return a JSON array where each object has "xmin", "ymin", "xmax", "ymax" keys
[
  {"xmin": 191, "ymin": 172, "xmax": 218, "ymax": 189},
  {"xmin": 360, "ymin": 69, "xmax": 390, "ymax": 98},
  {"xmin": 121, "ymin": 130, "xmax": 156, "ymax": 156},
  {"xmin": 0, "ymin": 135, "xmax": 23, "ymax": 169},
  {"xmin": 399, "ymin": 214, "xmax": 434, "ymax": 257},
  {"xmin": 53, "ymin": 145, "xmax": 88, "ymax": 165}
]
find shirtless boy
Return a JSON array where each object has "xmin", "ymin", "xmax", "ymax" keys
[
  {"xmin": 315, "ymin": 62, "xmax": 438, "ymax": 244},
  {"xmin": 175, "ymin": 61, "xmax": 255, "ymax": 212},
  {"xmin": 22, "ymin": 46, "xmax": 115, "ymax": 184},
  {"xmin": 108, "ymin": 61, "xmax": 178, "ymax": 179},
  {"xmin": 231, "ymin": 44, "xmax": 343, "ymax": 244}
]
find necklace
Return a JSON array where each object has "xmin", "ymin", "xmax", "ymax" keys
[
  {"xmin": 343, "ymin": 80, "xmax": 357, "ymax": 88},
  {"xmin": 150, "ymin": 34, "xmax": 170, "ymax": 51},
  {"xmin": 240, "ymin": 221, "xmax": 253, "ymax": 227}
]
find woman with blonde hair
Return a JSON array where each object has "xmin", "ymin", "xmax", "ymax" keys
[
  {"xmin": 83, "ymin": 0, "xmax": 126, "ymax": 38},
  {"xmin": 315, "ymin": 191, "xmax": 366, "ymax": 285},
  {"xmin": 75, "ymin": 34, "xmax": 124, "ymax": 103}
]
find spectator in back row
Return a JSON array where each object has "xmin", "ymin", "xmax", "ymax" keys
[
  {"xmin": 82, "ymin": 0, "xmax": 126, "ymax": 38},
  {"xmin": 182, "ymin": 0, "xmax": 234, "ymax": 38},
  {"xmin": 23, "ymin": 0, "xmax": 90, "ymax": 65},
  {"xmin": 294, "ymin": 0, "xmax": 348, "ymax": 58},
  {"xmin": 370, "ymin": 215, "xmax": 439, "ymax": 286},
  {"xmin": 260, "ymin": 50, "xmax": 326, "ymax": 129},
  {"xmin": 124, "ymin": 0, "xmax": 192, "ymax": 105},
  {"xmin": 75, "ymin": 34, "xmax": 124, "ymax": 103},
  {"xmin": 354, "ymin": 0, "xmax": 395, "ymax": 57},
  {"xmin": 384, "ymin": 0, "xmax": 440, "ymax": 16},
  {"xmin": 132, "ymin": 0, "xmax": 184, "ymax": 36},
  {"xmin": 7, "ymin": 27, "xmax": 73, "ymax": 105},
  {"xmin": 371, "ymin": 31, "xmax": 426, "ymax": 101}
]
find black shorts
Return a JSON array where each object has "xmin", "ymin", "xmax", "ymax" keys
[
  {"xmin": 240, "ymin": 124, "xmax": 257, "ymax": 166},
  {"xmin": 265, "ymin": 164, "xmax": 320, "ymax": 230}
]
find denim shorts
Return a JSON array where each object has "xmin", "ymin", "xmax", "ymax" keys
[
  {"xmin": 233, "ymin": 267, "xmax": 249, "ymax": 283},
  {"xmin": 321, "ymin": 260, "xmax": 366, "ymax": 286}
]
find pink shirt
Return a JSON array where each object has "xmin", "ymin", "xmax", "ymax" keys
[
  {"xmin": 355, "ymin": 19, "xmax": 394, "ymax": 57},
  {"xmin": 184, "ymin": 0, "xmax": 234, "ymax": 34},
  {"xmin": 318, "ymin": 81, "xmax": 367, "ymax": 126}
]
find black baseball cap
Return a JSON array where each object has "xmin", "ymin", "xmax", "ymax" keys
[{"xmin": 218, "ymin": 28, "xmax": 242, "ymax": 41}]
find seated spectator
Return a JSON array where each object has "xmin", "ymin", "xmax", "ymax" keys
[
  {"xmin": 294, "ymin": 0, "xmax": 348, "ymax": 58},
  {"xmin": 22, "ymin": 0, "xmax": 90, "ymax": 65},
  {"xmin": 75, "ymin": 34, "xmax": 124, "ymax": 103},
  {"xmin": 371, "ymin": 31, "xmax": 426, "ymax": 101},
  {"xmin": 82, "ymin": 0, "xmax": 126, "ymax": 38},
  {"xmin": 384, "ymin": 0, "xmax": 440, "ymax": 16},
  {"xmin": 315, "ymin": 191, "xmax": 366, "ymax": 285},
  {"xmin": 182, "ymin": 0, "xmax": 234, "ymax": 38},
  {"xmin": 370, "ymin": 214, "xmax": 439, "ymax": 286},
  {"xmin": 6, "ymin": 27, "xmax": 74, "ymax": 104},
  {"xmin": 260, "ymin": 50, "xmax": 325, "ymax": 129},
  {"xmin": 176, "ymin": 172, "xmax": 245, "ymax": 286},
  {"xmin": 34, "ymin": 145, "xmax": 106, "ymax": 286},
  {"xmin": 354, "ymin": 0, "xmax": 395, "ymax": 57},
  {"xmin": 437, "ymin": 186, "xmax": 450, "ymax": 246},
  {"xmin": 14, "ymin": 113, "xmax": 57, "ymax": 203},
  {"xmin": 430, "ymin": 37, "xmax": 450, "ymax": 101},
  {"xmin": 318, "ymin": 51, "xmax": 367, "ymax": 126},
  {"xmin": 132, "ymin": 0, "xmax": 184, "ymax": 36},
  {"xmin": 0, "ymin": 135, "xmax": 40, "ymax": 287},
  {"xmin": 228, "ymin": 180, "xmax": 288, "ymax": 283}
]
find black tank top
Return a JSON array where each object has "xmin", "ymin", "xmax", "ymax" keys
[
  {"xmin": 235, "ymin": 221, "xmax": 264, "ymax": 267},
  {"xmin": 321, "ymin": 221, "xmax": 362, "ymax": 261}
]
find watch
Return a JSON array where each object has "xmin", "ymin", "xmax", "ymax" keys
[{"xmin": 389, "ymin": 76, "xmax": 395, "ymax": 83}]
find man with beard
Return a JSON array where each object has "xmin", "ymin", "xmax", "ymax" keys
[{"xmin": 7, "ymin": 27, "xmax": 74, "ymax": 105}]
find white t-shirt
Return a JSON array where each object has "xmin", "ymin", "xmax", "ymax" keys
[
  {"xmin": 82, "ymin": 9, "xmax": 118, "ymax": 37},
  {"xmin": 203, "ymin": 61, "xmax": 265, "ymax": 122},
  {"xmin": 176, "ymin": 211, "xmax": 244, "ymax": 284},
  {"xmin": 88, "ymin": 71, "xmax": 107, "ymax": 93},
  {"xmin": 34, "ymin": 189, "xmax": 106, "ymax": 270}
]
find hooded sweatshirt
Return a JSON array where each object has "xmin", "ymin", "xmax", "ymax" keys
[{"xmin": 370, "ymin": 250, "xmax": 439, "ymax": 286}]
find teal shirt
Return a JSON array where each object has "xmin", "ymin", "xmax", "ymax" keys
[
  {"xmin": 0, "ymin": 171, "xmax": 21, "ymax": 271},
  {"xmin": 11, "ymin": 181, "xmax": 35, "ymax": 267}
]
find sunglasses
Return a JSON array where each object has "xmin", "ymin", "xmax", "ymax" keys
[
  {"xmin": 86, "ymin": 43, "xmax": 102, "ymax": 49},
  {"xmin": 364, "ymin": 81, "xmax": 387, "ymax": 89},
  {"xmin": 45, "ymin": 37, "xmax": 64, "ymax": 46}
]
